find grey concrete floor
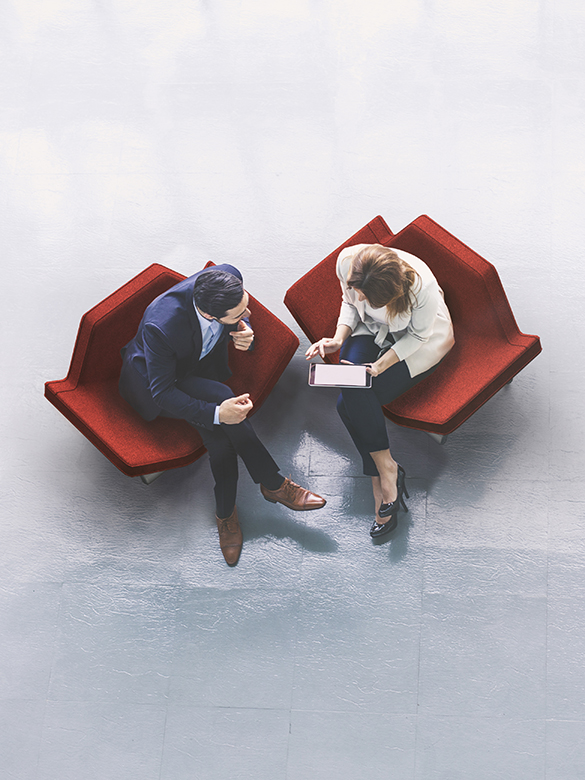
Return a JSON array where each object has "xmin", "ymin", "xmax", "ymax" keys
[{"xmin": 2, "ymin": 1, "xmax": 584, "ymax": 778}]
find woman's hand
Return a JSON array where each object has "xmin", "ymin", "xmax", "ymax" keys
[
  {"xmin": 367, "ymin": 348, "xmax": 399, "ymax": 376},
  {"xmin": 340, "ymin": 359, "xmax": 385, "ymax": 377},
  {"xmin": 341, "ymin": 347, "xmax": 399, "ymax": 378},
  {"xmin": 339, "ymin": 358, "xmax": 381, "ymax": 377},
  {"xmin": 364, "ymin": 362, "xmax": 383, "ymax": 377},
  {"xmin": 305, "ymin": 337, "xmax": 342, "ymax": 360}
]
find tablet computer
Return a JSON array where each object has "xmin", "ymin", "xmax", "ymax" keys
[{"xmin": 308, "ymin": 363, "xmax": 372, "ymax": 388}]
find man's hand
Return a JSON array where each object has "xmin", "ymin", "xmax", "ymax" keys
[
  {"xmin": 231, "ymin": 320, "xmax": 254, "ymax": 351},
  {"xmin": 218, "ymin": 393, "xmax": 254, "ymax": 424}
]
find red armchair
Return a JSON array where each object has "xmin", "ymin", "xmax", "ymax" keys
[
  {"xmin": 45, "ymin": 263, "xmax": 299, "ymax": 480},
  {"xmin": 284, "ymin": 215, "xmax": 542, "ymax": 440}
]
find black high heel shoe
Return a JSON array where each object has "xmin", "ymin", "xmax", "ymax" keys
[{"xmin": 370, "ymin": 464, "xmax": 409, "ymax": 538}]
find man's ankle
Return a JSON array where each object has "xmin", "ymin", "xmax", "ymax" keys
[{"xmin": 262, "ymin": 473, "xmax": 285, "ymax": 491}]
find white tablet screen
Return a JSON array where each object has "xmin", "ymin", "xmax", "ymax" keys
[{"xmin": 311, "ymin": 363, "xmax": 368, "ymax": 387}]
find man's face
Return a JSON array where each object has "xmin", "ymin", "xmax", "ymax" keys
[{"xmin": 216, "ymin": 292, "xmax": 250, "ymax": 325}]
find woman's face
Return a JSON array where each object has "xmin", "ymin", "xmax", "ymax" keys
[{"xmin": 354, "ymin": 288, "xmax": 369, "ymax": 303}]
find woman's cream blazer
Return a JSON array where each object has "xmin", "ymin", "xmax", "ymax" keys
[{"xmin": 336, "ymin": 244, "xmax": 455, "ymax": 378}]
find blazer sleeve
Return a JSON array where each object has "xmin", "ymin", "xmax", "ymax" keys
[{"xmin": 142, "ymin": 322, "xmax": 217, "ymax": 430}]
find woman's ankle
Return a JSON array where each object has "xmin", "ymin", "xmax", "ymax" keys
[{"xmin": 379, "ymin": 472, "xmax": 398, "ymax": 503}]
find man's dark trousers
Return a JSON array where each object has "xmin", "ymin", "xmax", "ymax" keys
[{"xmin": 159, "ymin": 371, "xmax": 280, "ymax": 518}]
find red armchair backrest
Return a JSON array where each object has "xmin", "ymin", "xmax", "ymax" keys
[
  {"xmin": 70, "ymin": 265, "xmax": 185, "ymax": 387},
  {"xmin": 388, "ymin": 216, "xmax": 519, "ymax": 344},
  {"xmin": 284, "ymin": 217, "xmax": 394, "ymax": 346}
]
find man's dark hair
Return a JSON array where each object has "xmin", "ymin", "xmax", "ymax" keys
[{"xmin": 193, "ymin": 270, "xmax": 244, "ymax": 319}]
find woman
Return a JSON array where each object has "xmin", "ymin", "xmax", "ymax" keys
[{"xmin": 306, "ymin": 244, "xmax": 454, "ymax": 537}]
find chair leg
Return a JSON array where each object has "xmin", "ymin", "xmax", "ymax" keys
[
  {"xmin": 427, "ymin": 432, "xmax": 448, "ymax": 445},
  {"xmin": 139, "ymin": 471, "xmax": 164, "ymax": 485}
]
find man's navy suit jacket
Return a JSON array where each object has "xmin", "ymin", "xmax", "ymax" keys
[{"xmin": 119, "ymin": 264, "xmax": 243, "ymax": 430}]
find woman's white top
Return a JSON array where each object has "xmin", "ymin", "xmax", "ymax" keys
[{"xmin": 336, "ymin": 244, "xmax": 455, "ymax": 378}]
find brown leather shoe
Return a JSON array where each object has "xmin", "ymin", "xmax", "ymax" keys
[
  {"xmin": 260, "ymin": 477, "xmax": 326, "ymax": 511},
  {"xmin": 215, "ymin": 507, "xmax": 243, "ymax": 565}
]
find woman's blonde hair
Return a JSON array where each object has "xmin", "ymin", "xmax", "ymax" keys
[{"xmin": 346, "ymin": 244, "xmax": 420, "ymax": 319}]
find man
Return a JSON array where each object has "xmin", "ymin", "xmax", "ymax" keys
[{"xmin": 119, "ymin": 264, "xmax": 325, "ymax": 564}]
